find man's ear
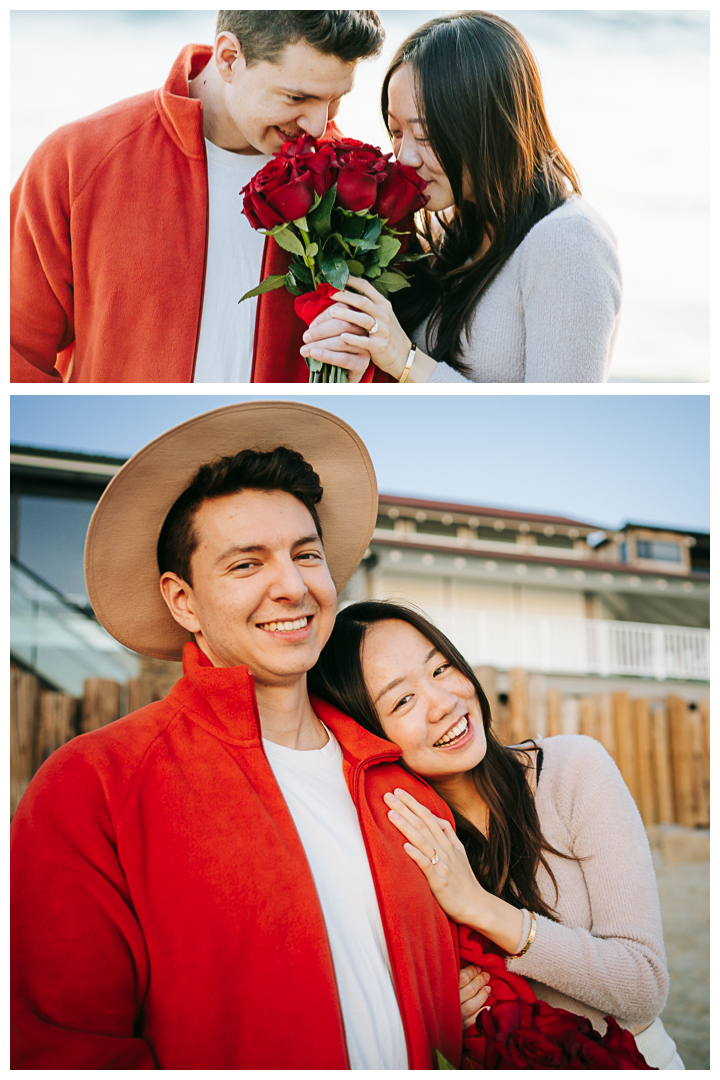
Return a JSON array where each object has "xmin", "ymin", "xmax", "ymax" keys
[
  {"xmin": 160, "ymin": 572, "xmax": 202, "ymax": 634},
  {"xmin": 214, "ymin": 31, "xmax": 245, "ymax": 84}
]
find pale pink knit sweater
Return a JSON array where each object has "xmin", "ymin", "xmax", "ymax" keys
[{"xmin": 506, "ymin": 735, "xmax": 669, "ymax": 1031}]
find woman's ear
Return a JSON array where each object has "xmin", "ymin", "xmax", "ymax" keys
[{"xmin": 160, "ymin": 572, "xmax": 202, "ymax": 634}]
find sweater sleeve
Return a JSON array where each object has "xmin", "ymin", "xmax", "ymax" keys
[
  {"xmin": 506, "ymin": 736, "xmax": 668, "ymax": 1026},
  {"xmin": 10, "ymin": 134, "xmax": 77, "ymax": 382},
  {"xmin": 517, "ymin": 207, "xmax": 622, "ymax": 383},
  {"xmin": 10, "ymin": 743, "xmax": 156, "ymax": 1068}
]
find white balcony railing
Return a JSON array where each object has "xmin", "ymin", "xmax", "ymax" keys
[{"xmin": 422, "ymin": 608, "xmax": 710, "ymax": 682}]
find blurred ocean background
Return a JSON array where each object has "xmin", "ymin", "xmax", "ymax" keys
[{"xmin": 10, "ymin": 10, "xmax": 709, "ymax": 382}]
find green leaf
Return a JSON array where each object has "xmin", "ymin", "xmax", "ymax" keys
[
  {"xmin": 376, "ymin": 235, "xmax": 402, "ymax": 268},
  {"xmin": 266, "ymin": 222, "xmax": 290, "ymax": 237},
  {"xmin": 294, "ymin": 216, "xmax": 309, "ymax": 232},
  {"xmin": 321, "ymin": 255, "xmax": 350, "ymax": 291},
  {"xmin": 305, "ymin": 355, "xmax": 323, "ymax": 374},
  {"xmin": 283, "ymin": 271, "xmax": 303, "ymax": 297},
  {"xmin": 365, "ymin": 264, "xmax": 383, "ymax": 279},
  {"xmin": 272, "ymin": 228, "xmax": 305, "ymax": 257},
  {"xmin": 352, "ymin": 237, "xmax": 380, "ymax": 254},
  {"xmin": 363, "ymin": 215, "xmax": 383, "ymax": 244},
  {"xmin": 338, "ymin": 212, "xmax": 367, "ymax": 240},
  {"xmin": 374, "ymin": 270, "xmax": 411, "ymax": 293},
  {"xmin": 307, "ymin": 184, "xmax": 337, "ymax": 238},
  {"xmin": 435, "ymin": 1050, "xmax": 457, "ymax": 1070},
  {"xmin": 346, "ymin": 260, "xmax": 365, "ymax": 276},
  {"xmin": 327, "ymin": 232, "xmax": 353, "ymax": 256},
  {"xmin": 394, "ymin": 251, "xmax": 430, "ymax": 263},
  {"xmin": 290, "ymin": 261, "xmax": 314, "ymax": 285},
  {"xmin": 306, "ymin": 242, "xmax": 319, "ymax": 258},
  {"xmin": 239, "ymin": 274, "xmax": 287, "ymax": 302}
]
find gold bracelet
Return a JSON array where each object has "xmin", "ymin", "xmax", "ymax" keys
[
  {"xmin": 398, "ymin": 342, "xmax": 417, "ymax": 383},
  {"xmin": 506, "ymin": 911, "xmax": 537, "ymax": 960}
]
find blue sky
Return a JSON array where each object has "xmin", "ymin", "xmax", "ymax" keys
[{"xmin": 10, "ymin": 394, "xmax": 709, "ymax": 532}]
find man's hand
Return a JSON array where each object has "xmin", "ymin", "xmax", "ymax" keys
[{"xmin": 459, "ymin": 963, "xmax": 491, "ymax": 1030}]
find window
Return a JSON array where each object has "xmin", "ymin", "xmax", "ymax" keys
[
  {"xmin": 13, "ymin": 494, "xmax": 98, "ymax": 606},
  {"xmin": 636, "ymin": 540, "xmax": 681, "ymax": 562}
]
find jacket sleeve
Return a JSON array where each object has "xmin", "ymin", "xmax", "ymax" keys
[
  {"xmin": 11, "ymin": 744, "xmax": 156, "ymax": 1068},
  {"xmin": 11, "ymin": 135, "xmax": 78, "ymax": 382},
  {"xmin": 506, "ymin": 736, "xmax": 669, "ymax": 1025},
  {"xmin": 517, "ymin": 209, "xmax": 622, "ymax": 384}
]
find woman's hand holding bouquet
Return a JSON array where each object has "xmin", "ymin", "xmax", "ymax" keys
[{"xmin": 240, "ymin": 134, "xmax": 429, "ymax": 382}]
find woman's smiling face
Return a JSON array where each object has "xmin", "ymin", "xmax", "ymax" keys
[
  {"xmin": 361, "ymin": 619, "xmax": 487, "ymax": 780},
  {"xmin": 386, "ymin": 64, "xmax": 455, "ymax": 213}
]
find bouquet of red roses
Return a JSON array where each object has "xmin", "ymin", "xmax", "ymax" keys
[
  {"xmin": 436, "ymin": 926, "xmax": 655, "ymax": 1070},
  {"xmin": 240, "ymin": 134, "xmax": 429, "ymax": 382}
]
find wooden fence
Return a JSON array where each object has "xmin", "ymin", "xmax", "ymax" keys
[{"xmin": 10, "ymin": 665, "xmax": 710, "ymax": 829}]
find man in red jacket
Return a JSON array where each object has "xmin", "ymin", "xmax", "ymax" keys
[
  {"xmin": 10, "ymin": 11, "xmax": 384, "ymax": 383},
  {"xmin": 11, "ymin": 402, "xmax": 487, "ymax": 1068}
]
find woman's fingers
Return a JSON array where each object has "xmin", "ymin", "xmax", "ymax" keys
[
  {"xmin": 385, "ymin": 789, "xmax": 449, "ymax": 850},
  {"xmin": 305, "ymin": 307, "xmax": 375, "ymax": 339}
]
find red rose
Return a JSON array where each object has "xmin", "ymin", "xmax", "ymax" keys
[
  {"xmin": 532, "ymin": 999, "xmax": 593, "ymax": 1044},
  {"xmin": 242, "ymin": 158, "xmax": 292, "ymax": 229},
  {"xmin": 294, "ymin": 283, "xmax": 339, "ymax": 327},
  {"xmin": 281, "ymin": 135, "xmax": 338, "ymax": 197},
  {"xmin": 278, "ymin": 133, "xmax": 319, "ymax": 159},
  {"xmin": 376, "ymin": 161, "xmax": 429, "ymax": 226},
  {"xmin": 511, "ymin": 1028, "xmax": 565, "ymax": 1068},
  {"xmin": 241, "ymin": 158, "xmax": 316, "ymax": 229},
  {"xmin": 598, "ymin": 1017, "xmax": 655, "ymax": 1069},
  {"xmin": 336, "ymin": 147, "xmax": 391, "ymax": 212}
]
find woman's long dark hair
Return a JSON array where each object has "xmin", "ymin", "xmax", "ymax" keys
[
  {"xmin": 382, "ymin": 12, "xmax": 581, "ymax": 374},
  {"xmin": 309, "ymin": 600, "xmax": 571, "ymax": 920}
]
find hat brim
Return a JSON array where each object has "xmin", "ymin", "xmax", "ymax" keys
[{"xmin": 84, "ymin": 401, "xmax": 377, "ymax": 660}]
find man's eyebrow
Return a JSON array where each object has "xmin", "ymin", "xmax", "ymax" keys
[
  {"xmin": 215, "ymin": 543, "xmax": 267, "ymax": 566},
  {"xmin": 215, "ymin": 534, "xmax": 322, "ymax": 566},
  {"xmin": 374, "ymin": 646, "xmax": 438, "ymax": 704}
]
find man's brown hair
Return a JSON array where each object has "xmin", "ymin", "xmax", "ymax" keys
[
  {"xmin": 216, "ymin": 10, "xmax": 384, "ymax": 66},
  {"xmin": 157, "ymin": 446, "xmax": 324, "ymax": 586}
]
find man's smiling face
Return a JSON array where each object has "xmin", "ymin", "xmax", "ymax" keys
[
  {"xmin": 223, "ymin": 39, "xmax": 357, "ymax": 155},
  {"xmin": 161, "ymin": 489, "xmax": 337, "ymax": 687}
]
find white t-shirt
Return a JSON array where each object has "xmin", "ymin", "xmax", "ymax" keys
[
  {"xmin": 263, "ymin": 726, "xmax": 408, "ymax": 1070},
  {"xmin": 193, "ymin": 140, "xmax": 272, "ymax": 383}
]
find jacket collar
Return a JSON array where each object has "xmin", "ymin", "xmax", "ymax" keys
[
  {"xmin": 178, "ymin": 642, "xmax": 400, "ymax": 768},
  {"xmin": 154, "ymin": 44, "xmax": 213, "ymax": 160}
]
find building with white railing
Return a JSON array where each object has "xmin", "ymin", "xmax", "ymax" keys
[
  {"xmin": 11, "ymin": 448, "xmax": 709, "ymax": 697},
  {"xmin": 342, "ymin": 494, "xmax": 709, "ymax": 694}
]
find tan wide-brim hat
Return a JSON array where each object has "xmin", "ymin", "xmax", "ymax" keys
[{"xmin": 84, "ymin": 401, "xmax": 377, "ymax": 661}]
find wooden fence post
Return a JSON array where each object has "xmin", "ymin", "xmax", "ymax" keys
[
  {"xmin": 37, "ymin": 692, "xmax": 78, "ymax": 768},
  {"xmin": 127, "ymin": 675, "xmax": 156, "ymax": 715},
  {"xmin": 687, "ymin": 705, "xmax": 709, "ymax": 828},
  {"xmin": 81, "ymin": 679, "xmax": 121, "ymax": 733},
  {"xmin": 698, "ymin": 698, "xmax": 710, "ymax": 762},
  {"xmin": 634, "ymin": 699, "xmax": 656, "ymax": 825},
  {"xmin": 613, "ymin": 691, "xmax": 639, "ymax": 806},
  {"xmin": 595, "ymin": 694, "xmax": 616, "ymax": 760},
  {"xmin": 650, "ymin": 703, "xmax": 675, "ymax": 824},
  {"xmin": 527, "ymin": 673, "xmax": 547, "ymax": 738},
  {"xmin": 509, "ymin": 669, "xmax": 528, "ymax": 745},
  {"xmin": 560, "ymin": 697, "xmax": 580, "ymax": 736},
  {"xmin": 668, "ymin": 696, "xmax": 695, "ymax": 827},
  {"xmin": 11, "ymin": 669, "xmax": 40, "ymax": 817},
  {"xmin": 579, "ymin": 697, "xmax": 597, "ymax": 740},
  {"xmin": 546, "ymin": 688, "xmax": 562, "ymax": 738}
]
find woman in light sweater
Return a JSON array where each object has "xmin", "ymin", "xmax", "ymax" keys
[
  {"xmin": 309, "ymin": 601, "xmax": 683, "ymax": 1069},
  {"xmin": 300, "ymin": 12, "xmax": 622, "ymax": 383}
]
